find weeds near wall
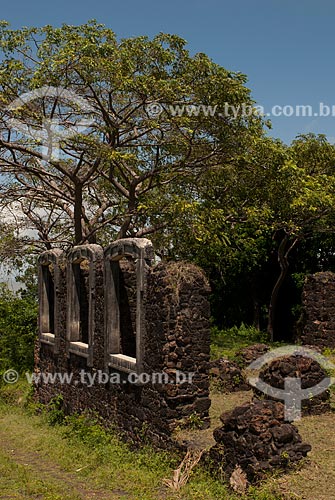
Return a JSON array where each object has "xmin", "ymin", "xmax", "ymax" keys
[{"xmin": 166, "ymin": 261, "xmax": 209, "ymax": 305}]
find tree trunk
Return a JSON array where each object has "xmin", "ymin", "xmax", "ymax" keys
[
  {"xmin": 250, "ymin": 278, "xmax": 260, "ymax": 330},
  {"xmin": 117, "ymin": 185, "xmax": 136, "ymax": 239},
  {"xmin": 267, "ymin": 234, "xmax": 299, "ymax": 341},
  {"xmin": 74, "ymin": 183, "xmax": 83, "ymax": 244},
  {"xmin": 252, "ymin": 297, "xmax": 260, "ymax": 330}
]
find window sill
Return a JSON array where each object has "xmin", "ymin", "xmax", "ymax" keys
[
  {"xmin": 109, "ymin": 354, "xmax": 136, "ymax": 373},
  {"xmin": 40, "ymin": 333, "xmax": 55, "ymax": 345},
  {"xmin": 69, "ymin": 341, "xmax": 89, "ymax": 358}
]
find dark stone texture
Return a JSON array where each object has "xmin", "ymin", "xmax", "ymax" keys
[
  {"xmin": 207, "ymin": 400, "xmax": 311, "ymax": 482},
  {"xmin": 235, "ymin": 344, "xmax": 270, "ymax": 368},
  {"xmin": 299, "ymin": 271, "xmax": 335, "ymax": 348},
  {"xmin": 36, "ymin": 247, "xmax": 211, "ymax": 449},
  {"xmin": 209, "ymin": 358, "xmax": 249, "ymax": 392},
  {"xmin": 253, "ymin": 355, "xmax": 331, "ymax": 416}
]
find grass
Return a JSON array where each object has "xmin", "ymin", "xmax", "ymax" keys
[
  {"xmin": 276, "ymin": 413, "xmax": 335, "ymax": 500},
  {"xmin": 210, "ymin": 324, "xmax": 271, "ymax": 360},
  {"xmin": 0, "ymin": 450, "xmax": 86, "ymax": 500},
  {"xmin": 1, "ymin": 340, "xmax": 335, "ymax": 500},
  {"xmin": 0, "ymin": 380, "xmax": 295, "ymax": 500},
  {"xmin": 175, "ymin": 389, "xmax": 335, "ymax": 500}
]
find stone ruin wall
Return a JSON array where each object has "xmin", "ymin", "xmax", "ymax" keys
[
  {"xmin": 299, "ymin": 271, "xmax": 335, "ymax": 349},
  {"xmin": 35, "ymin": 238, "xmax": 316, "ymax": 482},
  {"xmin": 208, "ymin": 400, "xmax": 311, "ymax": 483},
  {"xmin": 35, "ymin": 238, "xmax": 211, "ymax": 448}
]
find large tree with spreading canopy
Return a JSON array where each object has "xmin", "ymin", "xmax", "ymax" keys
[{"xmin": 0, "ymin": 20, "xmax": 263, "ymax": 251}]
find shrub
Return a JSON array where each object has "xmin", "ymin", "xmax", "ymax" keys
[{"xmin": 0, "ymin": 283, "xmax": 37, "ymax": 375}]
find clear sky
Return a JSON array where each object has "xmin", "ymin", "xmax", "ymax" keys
[{"xmin": 1, "ymin": 0, "xmax": 335, "ymax": 144}]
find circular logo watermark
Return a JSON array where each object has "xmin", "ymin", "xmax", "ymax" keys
[
  {"xmin": 145, "ymin": 101, "xmax": 163, "ymax": 118},
  {"xmin": 6, "ymin": 86, "xmax": 96, "ymax": 161},
  {"xmin": 245, "ymin": 345, "xmax": 335, "ymax": 421},
  {"xmin": 3, "ymin": 369, "xmax": 19, "ymax": 384}
]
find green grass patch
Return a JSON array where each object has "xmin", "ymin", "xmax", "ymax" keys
[
  {"xmin": 0, "ymin": 379, "xmax": 293, "ymax": 500},
  {"xmin": 210, "ymin": 323, "xmax": 271, "ymax": 360}
]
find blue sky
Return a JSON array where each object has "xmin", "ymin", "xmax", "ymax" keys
[{"xmin": 2, "ymin": 0, "xmax": 335, "ymax": 144}]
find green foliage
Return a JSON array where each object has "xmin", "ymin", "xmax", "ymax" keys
[
  {"xmin": 0, "ymin": 283, "xmax": 37, "ymax": 375},
  {"xmin": 210, "ymin": 324, "xmax": 270, "ymax": 360},
  {"xmin": 62, "ymin": 411, "xmax": 111, "ymax": 448},
  {"xmin": 0, "ymin": 376, "xmax": 32, "ymax": 406},
  {"xmin": 322, "ymin": 347, "xmax": 335, "ymax": 357},
  {"xmin": 2, "ymin": 23, "xmax": 335, "ymax": 341},
  {"xmin": 188, "ymin": 413, "xmax": 204, "ymax": 429},
  {"xmin": 0, "ymin": 20, "xmax": 264, "ymax": 248},
  {"xmin": 46, "ymin": 394, "xmax": 65, "ymax": 426},
  {"xmin": 163, "ymin": 132, "xmax": 335, "ymax": 337}
]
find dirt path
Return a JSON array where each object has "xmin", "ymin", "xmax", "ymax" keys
[
  {"xmin": 0, "ymin": 420, "xmax": 129, "ymax": 500},
  {"xmin": 1, "ymin": 392, "xmax": 334, "ymax": 500}
]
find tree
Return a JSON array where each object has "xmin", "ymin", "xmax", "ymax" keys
[
  {"xmin": 151, "ymin": 136, "xmax": 285, "ymax": 326},
  {"xmin": 162, "ymin": 134, "xmax": 335, "ymax": 339},
  {"xmin": 0, "ymin": 20, "xmax": 263, "ymax": 251},
  {"xmin": 260, "ymin": 135, "xmax": 335, "ymax": 339}
]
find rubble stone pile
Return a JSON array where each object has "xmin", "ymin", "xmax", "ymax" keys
[
  {"xmin": 208, "ymin": 400, "xmax": 312, "ymax": 482},
  {"xmin": 235, "ymin": 343, "xmax": 270, "ymax": 368},
  {"xmin": 254, "ymin": 355, "xmax": 331, "ymax": 416},
  {"xmin": 209, "ymin": 358, "xmax": 249, "ymax": 392}
]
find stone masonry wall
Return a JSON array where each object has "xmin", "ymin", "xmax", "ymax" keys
[
  {"xmin": 144, "ymin": 262, "xmax": 211, "ymax": 429},
  {"xmin": 300, "ymin": 271, "xmax": 335, "ymax": 348},
  {"xmin": 207, "ymin": 401, "xmax": 311, "ymax": 483},
  {"xmin": 35, "ymin": 242, "xmax": 211, "ymax": 449}
]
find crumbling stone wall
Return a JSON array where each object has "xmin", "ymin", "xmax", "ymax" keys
[
  {"xmin": 145, "ymin": 262, "xmax": 211, "ymax": 428},
  {"xmin": 253, "ymin": 355, "xmax": 331, "ymax": 416},
  {"xmin": 207, "ymin": 401, "xmax": 311, "ymax": 483},
  {"xmin": 235, "ymin": 344, "xmax": 270, "ymax": 368},
  {"xmin": 35, "ymin": 240, "xmax": 211, "ymax": 449},
  {"xmin": 209, "ymin": 358, "xmax": 249, "ymax": 393},
  {"xmin": 300, "ymin": 271, "xmax": 335, "ymax": 348},
  {"xmin": 209, "ymin": 345, "xmax": 272, "ymax": 394}
]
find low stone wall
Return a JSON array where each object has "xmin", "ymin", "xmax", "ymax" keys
[
  {"xmin": 209, "ymin": 344, "xmax": 272, "ymax": 394},
  {"xmin": 209, "ymin": 358, "xmax": 249, "ymax": 392},
  {"xmin": 300, "ymin": 271, "xmax": 335, "ymax": 348},
  {"xmin": 35, "ymin": 241, "xmax": 211, "ymax": 449},
  {"xmin": 253, "ymin": 355, "xmax": 331, "ymax": 416},
  {"xmin": 207, "ymin": 401, "xmax": 311, "ymax": 483},
  {"xmin": 235, "ymin": 344, "xmax": 270, "ymax": 368}
]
